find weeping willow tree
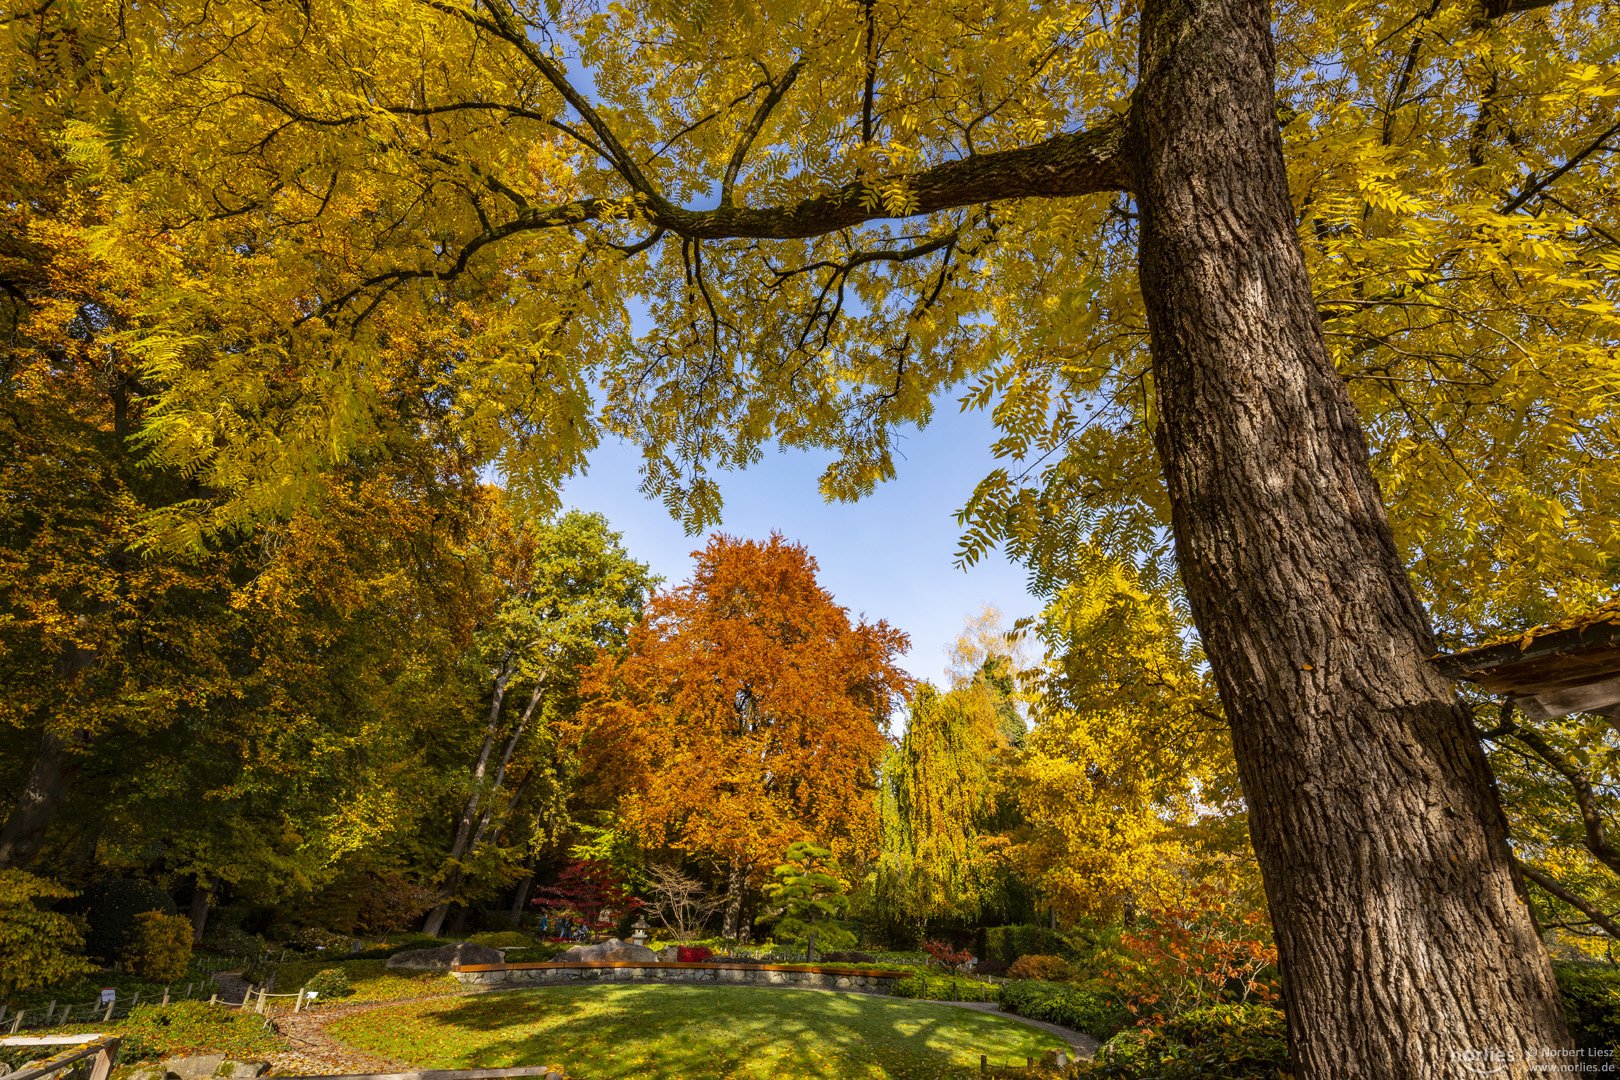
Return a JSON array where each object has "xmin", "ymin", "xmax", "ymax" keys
[{"xmin": 871, "ymin": 672, "xmax": 1022, "ymax": 939}]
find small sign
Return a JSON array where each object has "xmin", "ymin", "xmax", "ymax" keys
[
  {"xmin": 99, "ymin": 988, "xmax": 116, "ymax": 1005},
  {"xmin": 306, "ymin": 991, "xmax": 318, "ymax": 1000}
]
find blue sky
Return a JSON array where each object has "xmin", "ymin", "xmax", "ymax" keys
[{"xmin": 559, "ymin": 404, "xmax": 1042, "ymax": 691}]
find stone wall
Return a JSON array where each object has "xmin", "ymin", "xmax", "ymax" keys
[{"xmin": 452, "ymin": 961, "xmax": 903, "ymax": 995}]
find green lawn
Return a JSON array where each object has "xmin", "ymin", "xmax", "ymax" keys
[
  {"xmin": 325, "ymin": 984, "xmax": 1069, "ymax": 1079},
  {"xmin": 265, "ymin": 957, "xmax": 462, "ymax": 1002}
]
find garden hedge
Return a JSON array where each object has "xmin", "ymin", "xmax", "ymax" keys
[
  {"xmin": 1084, "ymin": 1003, "xmax": 1288, "ymax": 1079},
  {"xmin": 998, "ymin": 979, "xmax": 1127, "ymax": 1041},
  {"xmin": 1555, "ymin": 962, "xmax": 1620, "ymax": 1051},
  {"xmin": 891, "ymin": 973, "xmax": 1001, "ymax": 1002}
]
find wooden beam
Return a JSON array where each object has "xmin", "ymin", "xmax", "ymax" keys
[{"xmin": 1513, "ymin": 673, "xmax": 1620, "ymax": 721}]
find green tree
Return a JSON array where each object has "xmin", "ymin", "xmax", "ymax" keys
[
  {"xmin": 422, "ymin": 507, "xmax": 654, "ymax": 935},
  {"xmin": 761, "ymin": 842, "xmax": 856, "ymax": 959}
]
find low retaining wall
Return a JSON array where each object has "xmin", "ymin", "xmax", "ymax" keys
[{"xmin": 452, "ymin": 961, "xmax": 906, "ymax": 995}]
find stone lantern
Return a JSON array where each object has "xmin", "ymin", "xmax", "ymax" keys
[{"xmin": 629, "ymin": 914, "xmax": 650, "ymax": 947}]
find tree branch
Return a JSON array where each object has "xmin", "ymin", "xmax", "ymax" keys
[
  {"xmin": 1509, "ymin": 722, "xmax": 1620, "ymax": 876},
  {"xmin": 721, "ymin": 60, "xmax": 806, "ymax": 209},
  {"xmin": 664, "ymin": 117, "xmax": 1129, "ymax": 239},
  {"xmin": 1498, "ymin": 117, "xmax": 1620, "ymax": 215},
  {"xmin": 1519, "ymin": 860, "xmax": 1620, "ymax": 939}
]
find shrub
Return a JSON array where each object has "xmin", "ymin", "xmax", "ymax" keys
[
  {"xmin": 1085, "ymin": 1003, "xmax": 1288, "ymax": 1079},
  {"xmin": 345, "ymin": 934, "xmax": 443, "ymax": 960},
  {"xmin": 820, "ymin": 950, "xmax": 876, "ymax": 964},
  {"xmin": 1008, "ymin": 954, "xmax": 1077, "ymax": 982},
  {"xmin": 676, "ymin": 945, "xmax": 713, "ymax": 963},
  {"xmin": 201, "ymin": 924, "xmax": 269, "ymax": 960},
  {"xmin": 1000, "ymin": 980, "xmax": 1129, "ymax": 1041},
  {"xmin": 982, "ymin": 925, "xmax": 1072, "ymax": 969},
  {"xmin": 922, "ymin": 939, "xmax": 974, "ymax": 971},
  {"xmin": 1556, "ymin": 963, "xmax": 1620, "ymax": 1051},
  {"xmin": 468, "ymin": 931, "xmax": 533, "ymax": 949},
  {"xmin": 123, "ymin": 911, "xmax": 195, "ymax": 983},
  {"xmin": 892, "ymin": 974, "xmax": 1001, "ymax": 1003},
  {"xmin": 290, "ymin": 927, "xmax": 353, "ymax": 953},
  {"xmin": 1108, "ymin": 884, "xmax": 1278, "ymax": 1020},
  {"xmin": 0, "ymin": 870, "xmax": 93, "ymax": 998},
  {"xmin": 116, "ymin": 1001, "xmax": 285, "ymax": 1061},
  {"xmin": 504, "ymin": 943, "xmax": 564, "ymax": 963},
  {"xmin": 81, "ymin": 879, "xmax": 176, "ymax": 961},
  {"xmin": 303, "ymin": 968, "xmax": 354, "ymax": 1000}
]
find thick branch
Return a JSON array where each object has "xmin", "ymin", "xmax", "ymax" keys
[
  {"xmin": 1499, "ymin": 117, "xmax": 1620, "ymax": 215},
  {"xmin": 665, "ymin": 117, "xmax": 1129, "ymax": 239},
  {"xmin": 312, "ymin": 119, "xmax": 1125, "ymax": 320},
  {"xmin": 1519, "ymin": 860, "xmax": 1620, "ymax": 939}
]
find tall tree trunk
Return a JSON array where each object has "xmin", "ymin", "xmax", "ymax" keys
[
  {"xmin": 509, "ymin": 871, "xmax": 536, "ymax": 928},
  {"xmin": 721, "ymin": 859, "xmax": 748, "ymax": 940},
  {"xmin": 0, "ymin": 730, "xmax": 81, "ymax": 869},
  {"xmin": 1129, "ymin": 1, "xmax": 1568, "ymax": 1075},
  {"xmin": 188, "ymin": 877, "xmax": 212, "ymax": 946}
]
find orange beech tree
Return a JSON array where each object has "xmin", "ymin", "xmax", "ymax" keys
[{"xmin": 573, "ymin": 534, "xmax": 909, "ymax": 938}]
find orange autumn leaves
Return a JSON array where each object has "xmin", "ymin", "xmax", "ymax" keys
[{"xmin": 570, "ymin": 534, "xmax": 910, "ymax": 874}]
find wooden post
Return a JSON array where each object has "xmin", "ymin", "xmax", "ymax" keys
[
  {"xmin": 293, "ymin": 991, "xmax": 303, "ymax": 1014},
  {"xmin": 130, "ymin": 992, "xmax": 141, "ymax": 1009},
  {"xmin": 88, "ymin": 1038, "xmax": 118, "ymax": 1080},
  {"xmin": 980, "ymin": 1054, "xmax": 987, "ymax": 1075},
  {"xmin": 186, "ymin": 982, "xmax": 194, "ymax": 997},
  {"xmin": 104, "ymin": 998, "xmax": 116, "ymax": 1022},
  {"xmin": 209, "ymin": 993, "xmax": 218, "ymax": 1006},
  {"xmin": 255, "ymin": 987, "xmax": 266, "ymax": 1014},
  {"xmin": 10, "ymin": 1011, "xmax": 23, "ymax": 1034},
  {"xmin": 161, "ymin": 986, "xmax": 170, "ymax": 1006}
]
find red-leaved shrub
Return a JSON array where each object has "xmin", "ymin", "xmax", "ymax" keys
[{"xmin": 677, "ymin": 945, "xmax": 713, "ymax": 963}]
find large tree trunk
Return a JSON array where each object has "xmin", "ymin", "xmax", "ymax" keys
[
  {"xmin": 509, "ymin": 871, "xmax": 536, "ymax": 928},
  {"xmin": 1129, "ymin": 1, "xmax": 1569, "ymax": 1074},
  {"xmin": 0, "ymin": 729, "xmax": 81, "ymax": 869},
  {"xmin": 188, "ymin": 877, "xmax": 213, "ymax": 946},
  {"xmin": 721, "ymin": 859, "xmax": 748, "ymax": 940}
]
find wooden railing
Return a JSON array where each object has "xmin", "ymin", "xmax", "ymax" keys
[{"xmin": 0, "ymin": 1035, "xmax": 120, "ymax": 1080}]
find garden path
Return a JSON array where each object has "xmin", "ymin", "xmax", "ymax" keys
[
  {"xmin": 939, "ymin": 1001, "xmax": 1100, "ymax": 1057},
  {"xmin": 269, "ymin": 999, "xmax": 435, "ymax": 1075}
]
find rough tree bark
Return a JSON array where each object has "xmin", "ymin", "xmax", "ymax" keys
[
  {"xmin": 188, "ymin": 877, "xmax": 213, "ymax": 945},
  {"xmin": 0, "ymin": 729, "xmax": 82, "ymax": 870},
  {"xmin": 721, "ymin": 858, "xmax": 749, "ymax": 941},
  {"xmin": 1128, "ymin": 0, "xmax": 1570, "ymax": 1074}
]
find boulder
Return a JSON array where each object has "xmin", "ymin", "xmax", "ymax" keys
[
  {"xmin": 553, "ymin": 938, "xmax": 658, "ymax": 963},
  {"xmin": 385, "ymin": 941, "xmax": 505, "ymax": 970},
  {"xmin": 161, "ymin": 1054, "xmax": 224, "ymax": 1080}
]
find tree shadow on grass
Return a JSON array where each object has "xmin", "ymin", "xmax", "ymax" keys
[{"xmin": 343, "ymin": 985, "xmax": 1065, "ymax": 1080}]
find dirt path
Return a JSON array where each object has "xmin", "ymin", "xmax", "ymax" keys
[
  {"xmin": 267, "ymin": 999, "xmax": 428, "ymax": 1076},
  {"xmin": 211, "ymin": 971, "xmax": 254, "ymax": 1006}
]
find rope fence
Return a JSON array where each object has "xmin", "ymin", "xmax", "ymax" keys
[{"xmin": 0, "ymin": 951, "xmax": 299, "ymax": 1034}]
